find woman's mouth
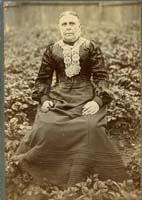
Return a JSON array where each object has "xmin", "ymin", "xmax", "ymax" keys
[{"xmin": 65, "ymin": 33, "xmax": 73, "ymax": 35}]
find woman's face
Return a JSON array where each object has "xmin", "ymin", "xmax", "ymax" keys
[{"xmin": 59, "ymin": 14, "xmax": 81, "ymax": 43}]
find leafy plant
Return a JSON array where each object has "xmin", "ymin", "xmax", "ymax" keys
[{"xmin": 5, "ymin": 23, "xmax": 140, "ymax": 200}]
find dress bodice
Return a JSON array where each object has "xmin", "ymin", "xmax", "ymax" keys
[
  {"xmin": 43, "ymin": 38, "xmax": 94, "ymax": 85},
  {"xmin": 32, "ymin": 38, "xmax": 113, "ymax": 107}
]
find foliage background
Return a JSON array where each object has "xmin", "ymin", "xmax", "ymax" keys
[{"xmin": 4, "ymin": 3, "xmax": 141, "ymax": 200}]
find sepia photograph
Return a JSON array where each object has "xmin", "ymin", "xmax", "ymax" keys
[{"xmin": 3, "ymin": 1, "xmax": 141, "ymax": 200}]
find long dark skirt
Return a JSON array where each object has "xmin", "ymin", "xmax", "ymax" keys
[{"xmin": 16, "ymin": 84, "xmax": 127, "ymax": 188}]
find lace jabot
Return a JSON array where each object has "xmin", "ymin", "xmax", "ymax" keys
[{"xmin": 55, "ymin": 37, "xmax": 89, "ymax": 78}]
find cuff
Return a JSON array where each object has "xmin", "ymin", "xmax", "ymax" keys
[
  {"xmin": 93, "ymin": 96, "xmax": 103, "ymax": 108},
  {"xmin": 40, "ymin": 95, "xmax": 50, "ymax": 104}
]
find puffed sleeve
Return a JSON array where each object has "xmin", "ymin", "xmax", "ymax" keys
[
  {"xmin": 32, "ymin": 44, "xmax": 54, "ymax": 104},
  {"xmin": 89, "ymin": 40, "xmax": 113, "ymax": 107}
]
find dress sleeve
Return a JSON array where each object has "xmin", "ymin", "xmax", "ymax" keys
[
  {"xmin": 32, "ymin": 44, "xmax": 54, "ymax": 104},
  {"xmin": 89, "ymin": 40, "xmax": 113, "ymax": 107}
]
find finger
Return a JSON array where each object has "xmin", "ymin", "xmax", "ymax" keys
[
  {"xmin": 83, "ymin": 108, "xmax": 98, "ymax": 115},
  {"xmin": 83, "ymin": 112, "xmax": 92, "ymax": 115},
  {"xmin": 43, "ymin": 103, "xmax": 50, "ymax": 108},
  {"xmin": 82, "ymin": 104, "xmax": 93, "ymax": 112},
  {"xmin": 90, "ymin": 111, "xmax": 98, "ymax": 115},
  {"xmin": 42, "ymin": 106, "xmax": 50, "ymax": 110},
  {"xmin": 49, "ymin": 101, "xmax": 54, "ymax": 107},
  {"xmin": 43, "ymin": 101, "xmax": 53, "ymax": 108},
  {"xmin": 82, "ymin": 102, "xmax": 91, "ymax": 109},
  {"xmin": 83, "ymin": 106, "xmax": 93, "ymax": 112},
  {"xmin": 82, "ymin": 108, "xmax": 90, "ymax": 114},
  {"xmin": 82, "ymin": 105, "xmax": 95, "ymax": 113},
  {"xmin": 82, "ymin": 110, "xmax": 92, "ymax": 115},
  {"xmin": 41, "ymin": 107, "xmax": 49, "ymax": 112},
  {"xmin": 41, "ymin": 107, "xmax": 46, "ymax": 111},
  {"xmin": 82, "ymin": 104, "xmax": 87, "ymax": 110},
  {"xmin": 42, "ymin": 104, "xmax": 50, "ymax": 109}
]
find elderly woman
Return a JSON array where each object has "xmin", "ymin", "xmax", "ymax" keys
[{"xmin": 15, "ymin": 11, "xmax": 126, "ymax": 188}]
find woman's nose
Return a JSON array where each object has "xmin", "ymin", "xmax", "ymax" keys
[{"xmin": 66, "ymin": 24, "xmax": 71, "ymax": 30}]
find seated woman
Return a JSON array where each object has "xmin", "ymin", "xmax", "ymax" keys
[{"xmin": 15, "ymin": 11, "xmax": 127, "ymax": 188}]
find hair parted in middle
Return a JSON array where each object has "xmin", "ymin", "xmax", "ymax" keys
[{"xmin": 59, "ymin": 11, "xmax": 80, "ymax": 20}]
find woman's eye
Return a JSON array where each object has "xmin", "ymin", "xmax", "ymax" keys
[
  {"xmin": 69, "ymin": 22, "xmax": 75, "ymax": 25},
  {"xmin": 61, "ymin": 22, "xmax": 75, "ymax": 27},
  {"xmin": 62, "ymin": 23, "xmax": 67, "ymax": 26}
]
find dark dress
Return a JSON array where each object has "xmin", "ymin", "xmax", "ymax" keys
[{"xmin": 16, "ymin": 38, "xmax": 127, "ymax": 188}]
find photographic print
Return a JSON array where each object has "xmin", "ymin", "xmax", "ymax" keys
[{"xmin": 3, "ymin": 1, "xmax": 141, "ymax": 200}]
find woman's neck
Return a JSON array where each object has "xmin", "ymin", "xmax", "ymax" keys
[{"xmin": 63, "ymin": 37, "xmax": 80, "ymax": 46}]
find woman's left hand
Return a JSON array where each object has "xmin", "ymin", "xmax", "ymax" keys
[{"xmin": 82, "ymin": 101, "xmax": 100, "ymax": 115}]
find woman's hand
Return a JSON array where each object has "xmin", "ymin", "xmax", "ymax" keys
[
  {"xmin": 82, "ymin": 101, "xmax": 100, "ymax": 115},
  {"xmin": 41, "ymin": 100, "xmax": 54, "ymax": 112}
]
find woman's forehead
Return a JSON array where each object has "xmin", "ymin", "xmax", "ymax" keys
[{"xmin": 59, "ymin": 14, "xmax": 80, "ymax": 24}]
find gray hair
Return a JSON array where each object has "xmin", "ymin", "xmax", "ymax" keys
[{"xmin": 59, "ymin": 11, "xmax": 80, "ymax": 20}]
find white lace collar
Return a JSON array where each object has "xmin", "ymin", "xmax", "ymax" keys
[{"xmin": 56, "ymin": 37, "xmax": 88, "ymax": 78}]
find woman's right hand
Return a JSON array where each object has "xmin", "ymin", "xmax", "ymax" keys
[{"xmin": 41, "ymin": 100, "xmax": 54, "ymax": 112}]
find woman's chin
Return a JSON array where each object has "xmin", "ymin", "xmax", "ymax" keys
[
  {"xmin": 63, "ymin": 37, "xmax": 79, "ymax": 43},
  {"xmin": 64, "ymin": 38, "xmax": 74, "ymax": 42}
]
